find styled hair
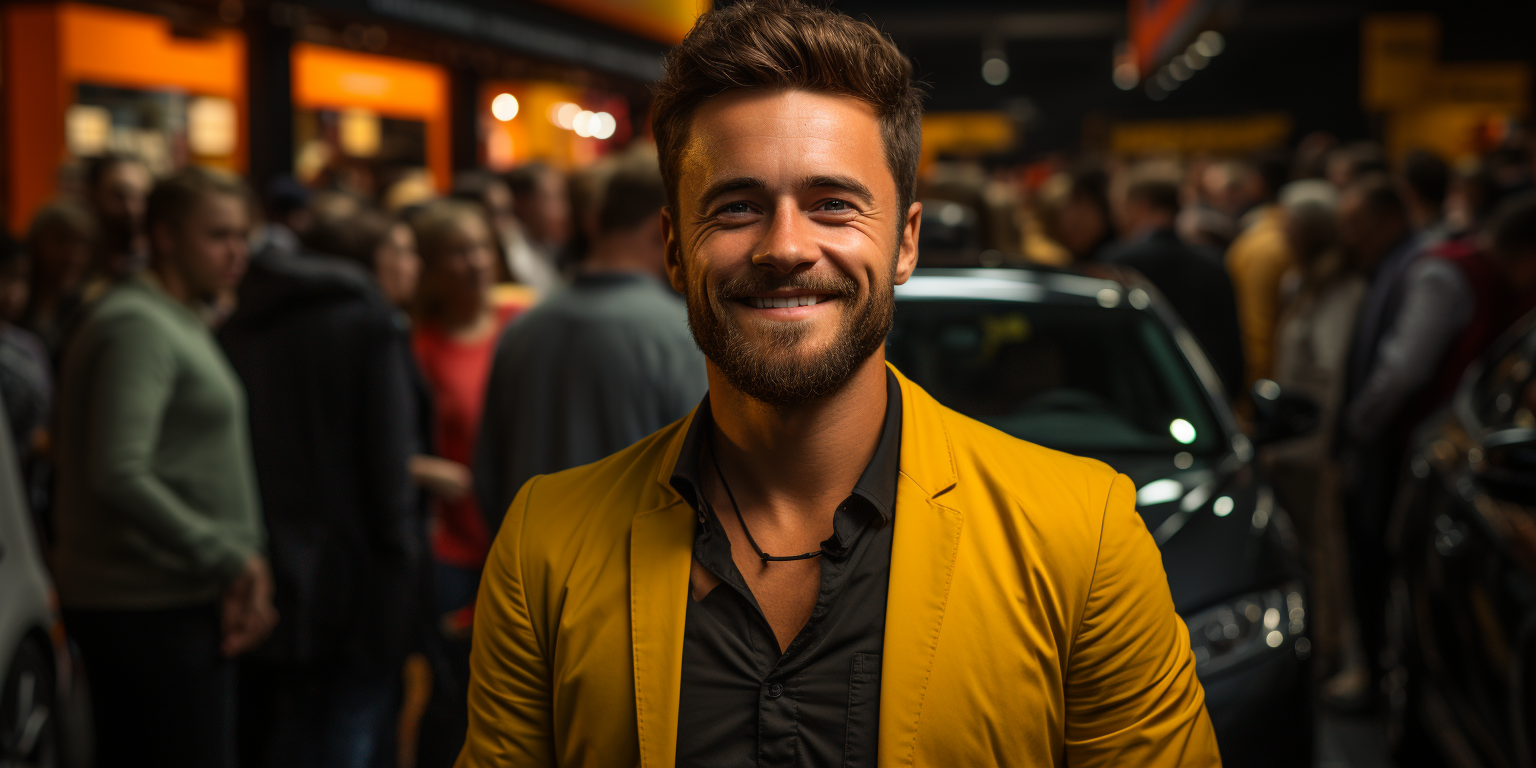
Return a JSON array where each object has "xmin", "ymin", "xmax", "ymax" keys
[
  {"xmin": 651, "ymin": 0, "xmax": 925, "ymax": 221},
  {"xmin": 25, "ymin": 201, "xmax": 97, "ymax": 255},
  {"xmin": 307, "ymin": 208, "xmax": 398, "ymax": 270},
  {"xmin": 411, "ymin": 199, "xmax": 489, "ymax": 264},
  {"xmin": 144, "ymin": 165, "xmax": 248, "ymax": 238}
]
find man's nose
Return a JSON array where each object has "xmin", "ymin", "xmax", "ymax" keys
[{"xmin": 752, "ymin": 199, "xmax": 817, "ymax": 275}]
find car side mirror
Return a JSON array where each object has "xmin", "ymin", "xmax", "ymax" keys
[
  {"xmin": 1477, "ymin": 427, "xmax": 1536, "ymax": 504},
  {"xmin": 1250, "ymin": 379, "xmax": 1320, "ymax": 445}
]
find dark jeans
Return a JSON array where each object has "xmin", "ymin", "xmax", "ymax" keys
[
  {"xmin": 63, "ymin": 603, "xmax": 234, "ymax": 768},
  {"xmin": 238, "ymin": 661, "xmax": 397, "ymax": 768},
  {"xmin": 1341, "ymin": 443, "xmax": 1402, "ymax": 679}
]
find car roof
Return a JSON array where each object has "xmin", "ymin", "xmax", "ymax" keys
[{"xmin": 896, "ymin": 266, "xmax": 1151, "ymax": 308}]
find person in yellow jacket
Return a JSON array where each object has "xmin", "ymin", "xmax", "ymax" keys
[{"xmin": 458, "ymin": 2, "xmax": 1221, "ymax": 766}]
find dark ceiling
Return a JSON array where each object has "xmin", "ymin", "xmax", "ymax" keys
[{"xmin": 801, "ymin": 0, "xmax": 1536, "ymax": 156}]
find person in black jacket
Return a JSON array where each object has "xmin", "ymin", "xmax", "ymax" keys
[
  {"xmin": 219, "ymin": 216, "xmax": 425, "ymax": 768},
  {"xmin": 1102, "ymin": 167, "xmax": 1247, "ymax": 399}
]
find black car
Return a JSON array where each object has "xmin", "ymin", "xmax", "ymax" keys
[
  {"xmin": 1387, "ymin": 310, "xmax": 1536, "ymax": 768},
  {"xmin": 888, "ymin": 267, "xmax": 1314, "ymax": 767}
]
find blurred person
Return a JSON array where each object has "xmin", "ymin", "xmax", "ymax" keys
[
  {"xmin": 1332, "ymin": 173, "xmax": 1418, "ymax": 705},
  {"xmin": 409, "ymin": 200, "xmax": 525, "ymax": 765},
  {"xmin": 84, "ymin": 153, "xmax": 153, "ymax": 280},
  {"xmin": 1225, "ymin": 149, "xmax": 1296, "ymax": 386},
  {"xmin": 385, "ymin": 171, "xmax": 439, "ymax": 215},
  {"xmin": 459, "ymin": 2, "xmax": 1220, "ymax": 766},
  {"xmin": 1033, "ymin": 165, "xmax": 1114, "ymax": 264},
  {"xmin": 505, "ymin": 162, "xmax": 571, "ymax": 263},
  {"xmin": 251, "ymin": 175, "xmax": 313, "ymax": 258},
  {"xmin": 1399, "ymin": 149, "xmax": 1450, "ymax": 243},
  {"xmin": 220, "ymin": 195, "xmax": 427, "ymax": 768},
  {"xmin": 1103, "ymin": 165, "xmax": 1246, "ymax": 398},
  {"xmin": 411, "ymin": 200, "xmax": 522, "ymax": 587},
  {"xmin": 1265, "ymin": 188, "xmax": 1364, "ymax": 676},
  {"xmin": 473, "ymin": 161, "xmax": 707, "ymax": 534},
  {"xmin": 453, "ymin": 170, "xmax": 560, "ymax": 293},
  {"xmin": 0, "ymin": 235, "xmax": 53, "ymax": 539},
  {"xmin": 52, "ymin": 167, "xmax": 274, "ymax": 768},
  {"xmin": 1292, "ymin": 131, "xmax": 1339, "ymax": 181},
  {"xmin": 21, "ymin": 201, "xmax": 97, "ymax": 354},
  {"xmin": 1325, "ymin": 142, "xmax": 1387, "ymax": 191}
]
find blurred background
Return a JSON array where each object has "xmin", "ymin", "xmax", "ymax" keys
[{"xmin": 3, "ymin": 1, "xmax": 1536, "ymax": 768}]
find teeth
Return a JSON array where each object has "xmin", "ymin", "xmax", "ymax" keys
[{"xmin": 748, "ymin": 295, "xmax": 823, "ymax": 309}]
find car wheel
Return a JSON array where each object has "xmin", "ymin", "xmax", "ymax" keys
[{"xmin": 0, "ymin": 636, "xmax": 59, "ymax": 768}]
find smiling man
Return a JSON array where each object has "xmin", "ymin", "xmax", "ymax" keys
[{"xmin": 458, "ymin": 2, "xmax": 1219, "ymax": 766}]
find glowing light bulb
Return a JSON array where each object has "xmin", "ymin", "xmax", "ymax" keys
[
  {"xmin": 491, "ymin": 93, "xmax": 519, "ymax": 122},
  {"xmin": 1169, "ymin": 418, "xmax": 1197, "ymax": 445}
]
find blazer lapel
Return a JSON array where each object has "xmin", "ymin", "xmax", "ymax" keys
[
  {"xmin": 878, "ymin": 368, "xmax": 964, "ymax": 767},
  {"xmin": 631, "ymin": 406, "xmax": 699, "ymax": 768},
  {"xmin": 630, "ymin": 500, "xmax": 694, "ymax": 768}
]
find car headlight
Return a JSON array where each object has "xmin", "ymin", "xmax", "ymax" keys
[{"xmin": 1185, "ymin": 582, "xmax": 1308, "ymax": 677}]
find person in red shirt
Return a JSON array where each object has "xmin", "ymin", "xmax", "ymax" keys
[{"xmin": 410, "ymin": 200, "xmax": 524, "ymax": 615}]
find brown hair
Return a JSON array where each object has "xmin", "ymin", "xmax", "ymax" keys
[
  {"xmin": 145, "ymin": 165, "xmax": 248, "ymax": 237},
  {"xmin": 25, "ymin": 201, "xmax": 97, "ymax": 255},
  {"xmin": 651, "ymin": 0, "xmax": 924, "ymax": 223}
]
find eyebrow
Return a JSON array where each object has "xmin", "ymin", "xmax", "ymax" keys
[{"xmin": 696, "ymin": 174, "xmax": 877, "ymax": 211}]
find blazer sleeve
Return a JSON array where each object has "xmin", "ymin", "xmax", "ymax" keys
[
  {"xmin": 457, "ymin": 476, "xmax": 556, "ymax": 768},
  {"xmin": 1063, "ymin": 473, "xmax": 1222, "ymax": 767}
]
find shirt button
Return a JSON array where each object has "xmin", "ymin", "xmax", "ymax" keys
[{"xmin": 766, "ymin": 683, "xmax": 783, "ymax": 698}]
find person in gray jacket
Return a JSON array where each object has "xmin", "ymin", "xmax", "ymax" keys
[{"xmin": 475, "ymin": 160, "xmax": 707, "ymax": 532}]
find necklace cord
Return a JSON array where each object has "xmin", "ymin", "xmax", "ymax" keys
[{"xmin": 706, "ymin": 429, "xmax": 822, "ymax": 563}]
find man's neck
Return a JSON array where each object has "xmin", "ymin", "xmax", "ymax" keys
[
  {"xmin": 150, "ymin": 260, "xmax": 194, "ymax": 305},
  {"xmin": 583, "ymin": 230, "xmax": 659, "ymax": 278},
  {"xmin": 707, "ymin": 351, "xmax": 890, "ymax": 528}
]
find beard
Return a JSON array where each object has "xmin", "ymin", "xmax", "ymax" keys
[{"xmin": 684, "ymin": 260, "xmax": 895, "ymax": 407}]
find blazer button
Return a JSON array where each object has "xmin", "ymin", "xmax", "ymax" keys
[{"xmin": 766, "ymin": 683, "xmax": 783, "ymax": 698}]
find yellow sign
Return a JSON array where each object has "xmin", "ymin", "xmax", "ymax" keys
[
  {"xmin": 1108, "ymin": 113, "xmax": 1293, "ymax": 155},
  {"xmin": 1429, "ymin": 63, "xmax": 1531, "ymax": 110},
  {"xmin": 1361, "ymin": 14, "xmax": 1438, "ymax": 110},
  {"xmin": 922, "ymin": 112, "xmax": 1017, "ymax": 158}
]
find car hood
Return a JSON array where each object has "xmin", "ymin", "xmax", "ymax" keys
[{"xmin": 1081, "ymin": 451, "xmax": 1302, "ymax": 615}]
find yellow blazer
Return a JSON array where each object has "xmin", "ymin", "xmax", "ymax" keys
[{"xmin": 459, "ymin": 366, "xmax": 1220, "ymax": 767}]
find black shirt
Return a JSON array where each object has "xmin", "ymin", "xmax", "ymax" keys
[{"xmin": 671, "ymin": 371, "xmax": 902, "ymax": 768}]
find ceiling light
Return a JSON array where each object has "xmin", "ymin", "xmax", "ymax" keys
[
  {"xmin": 491, "ymin": 93, "xmax": 519, "ymax": 122},
  {"xmin": 981, "ymin": 57, "xmax": 1010, "ymax": 86},
  {"xmin": 1113, "ymin": 62, "xmax": 1139, "ymax": 90}
]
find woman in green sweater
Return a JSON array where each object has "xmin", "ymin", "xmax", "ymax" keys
[{"xmin": 53, "ymin": 166, "xmax": 275, "ymax": 768}]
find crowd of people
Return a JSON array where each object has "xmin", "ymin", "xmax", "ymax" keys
[
  {"xmin": 4, "ymin": 113, "xmax": 1536, "ymax": 767},
  {"xmin": 1006, "ymin": 135, "xmax": 1536, "ymax": 708},
  {"xmin": 0, "ymin": 146, "xmax": 706, "ymax": 768}
]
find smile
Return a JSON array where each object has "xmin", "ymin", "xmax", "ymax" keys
[{"xmin": 745, "ymin": 294, "xmax": 831, "ymax": 309}]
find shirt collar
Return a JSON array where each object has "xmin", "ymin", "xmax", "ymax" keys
[{"xmin": 670, "ymin": 368, "xmax": 903, "ymax": 525}]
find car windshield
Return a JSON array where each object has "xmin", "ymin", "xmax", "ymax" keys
[{"xmin": 888, "ymin": 299, "xmax": 1224, "ymax": 454}]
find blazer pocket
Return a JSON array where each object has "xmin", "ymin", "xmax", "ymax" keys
[{"xmin": 843, "ymin": 652, "xmax": 881, "ymax": 768}]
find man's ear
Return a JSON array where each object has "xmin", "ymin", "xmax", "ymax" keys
[
  {"xmin": 894, "ymin": 201, "xmax": 922, "ymax": 285},
  {"xmin": 661, "ymin": 207, "xmax": 687, "ymax": 293}
]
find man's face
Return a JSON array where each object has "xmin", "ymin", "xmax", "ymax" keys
[
  {"xmin": 158, "ymin": 193, "xmax": 250, "ymax": 302},
  {"xmin": 93, "ymin": 161, "xmax": 152, "ymax": 230},
  {"xmin": 663, "ymin": 89, "xmax": 921, "ymax": 406}
]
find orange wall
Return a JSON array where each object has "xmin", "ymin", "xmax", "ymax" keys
[
  {"xmin": 4, "ymin": 3, "xmax": 246, "ymax": 234},
  {"xmin": 292, "ymin": 44, "xmax": 451, "ymax": 191}
]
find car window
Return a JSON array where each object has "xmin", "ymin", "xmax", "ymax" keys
[
  {"xmin": 887, "ymin": 300, "xmax": 1224, "ymax": 454},
  {"xmin": 1472, "ymin": 319, "xmax": 1536, "ymax": 430}
]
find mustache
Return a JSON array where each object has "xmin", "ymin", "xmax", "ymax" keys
[{"xmin": 713, "ymin": 271, "xmax": 860, "ymax": 301}]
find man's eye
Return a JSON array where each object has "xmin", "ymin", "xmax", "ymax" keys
[
  {"xmin": 819, "ymin": 199, "xmax": 854, "ymax": 212},
  {"xmin": 720, "ymin": 202, "xmax": 754, "ymax": 215}
]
